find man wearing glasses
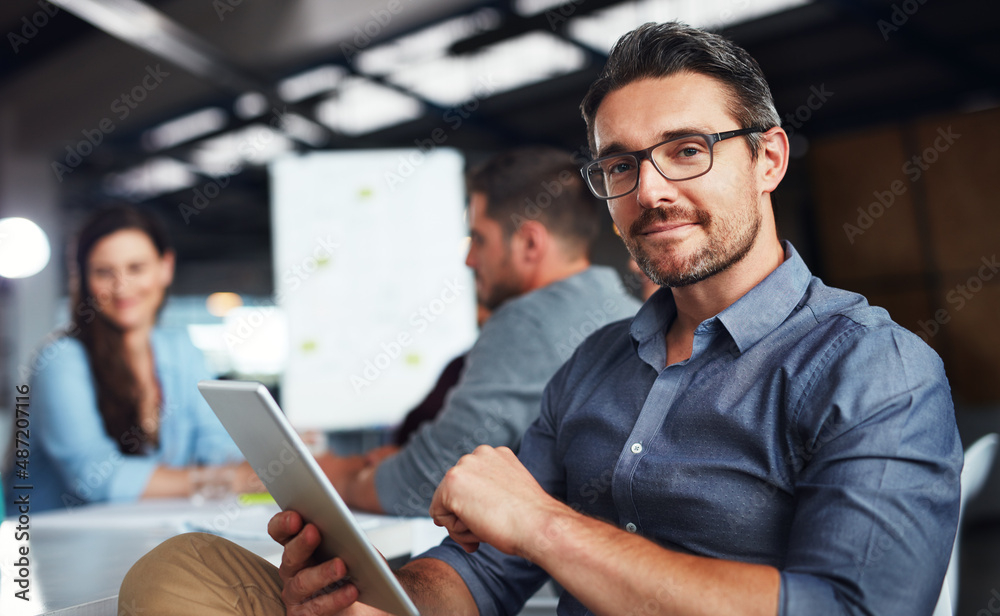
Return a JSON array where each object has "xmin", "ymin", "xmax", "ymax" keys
[{"xmin": 124, "ymin": 21, "xmax": 961, "ymax": 616}]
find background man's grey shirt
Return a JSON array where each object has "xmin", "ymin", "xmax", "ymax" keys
[{"xmin": 376, "ymin": 266, "xmax": 641, "ymax": 516}]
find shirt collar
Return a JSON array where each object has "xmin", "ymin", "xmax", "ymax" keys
[{"xmin": 629, "ymin": 241, "xmax": 812, "ymax": 355}]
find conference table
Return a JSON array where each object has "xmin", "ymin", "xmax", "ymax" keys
[{"xmin": 0, "ymin": 498, "xmax": 445, "ymax": 616}]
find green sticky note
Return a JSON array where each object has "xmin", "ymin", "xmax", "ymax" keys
[{"xmin": 239, "ymin": 492, "xmax": 275, "ymax": 506}]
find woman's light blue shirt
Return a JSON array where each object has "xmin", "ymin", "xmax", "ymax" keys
[{"xmin": 18, "ymin": 327, "xmax": 242, "ymax": 512}]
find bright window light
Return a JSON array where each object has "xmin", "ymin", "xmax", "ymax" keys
[
  {"xmin": 388, "ymin": 31, "xmax": 587, "ymax": 106},
  {"xmin": 224, "ymin": 306, "xmax": 289, "ymax": 376},
  {"xmin": 355, "ymin": 8, "xmax": 502, "ymax": 76},
  {"xmin": 104, "ymin": 157, "xmax": 197, "ymax": 200},
  {"xmin": 568, "ymin": 0, "xmax": 812, "ymax": 53},
  {"xmin": 142, "ymin": 107, "xmax": 228, "ymax": 151},
  {"xmin": 315, "ymin": 77, "xmax": 423, "ymax": 136},
  {"xmin": 0, "ymin": 217, "xmax": 50, "ymax": 279},
  {"xmin": 277, "ymin": 65, "xmax": 347, "ymax": 103},
  {"xmin": 190, "ymin": 124, "xmax": 295, "ymax": 176}
]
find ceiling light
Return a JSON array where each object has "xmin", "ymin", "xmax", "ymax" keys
[
  {"xmin": 277, "ymin": 65, "xmax": 347, "ymax": 102},
  {"xmin": 191, "ymin": 124, "xmax": 295, "ymax": 176},
  {"xmin": 355, "ymin": 8, "xmax": 502, "ymax": 76},
  {"xmin": 388, "ymin": 31, "xmax": 587, "ymax": 106},
  {"xmin": 104, "ymin": 157, "xmax": 197, "ymax": 200},
  {"xmin": 513, "ymin": 0, "xmax": 567, "ymax": 16},
  {"xmin": 315, "ymin": 78, "xmax": 423, "ymax": 136},
  {"xmin": 568, "ymin": 0, "xmax": 812, "ymax": 53},
  {"xmin": 235, "ymin": 92, "xmax": 269, "ymax": 119},
  {"xmin": 279, "ymin": 113, "xmax": 328, "ymax": 147},
  {"xmin": 143, "ymin": 107, "xmax": 228, "ymax": 151}
]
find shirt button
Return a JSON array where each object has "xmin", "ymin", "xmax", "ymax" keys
[
  {"xmin": 625, "ymin": 523, "xmax": 637, "ymax": 533},
  {"xmin": 630, "ymin": 443, "xmax": 643, "ymax": 454}
]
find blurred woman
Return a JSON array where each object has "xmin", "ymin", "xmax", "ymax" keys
[{"xmin": 14, "ymin": 206, "xmax": 256, "ymax": 512}]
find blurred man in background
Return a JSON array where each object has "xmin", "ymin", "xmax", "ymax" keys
[{"xmin": 315, "ymin": 146, "xmax": 640, "ymax": 516}]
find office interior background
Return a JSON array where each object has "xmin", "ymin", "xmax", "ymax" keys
[{"xmin": 0, "ymin": 0, "xmax": 996, "ymax": 612}]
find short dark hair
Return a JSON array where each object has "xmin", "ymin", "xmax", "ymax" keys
[
  {"xmin": 466, "ymin": 146, "xmax": 601, "ymax": 258},
  {"xmin": 581, "ymin": 21, "xmax": 780, "ymax": 158}
]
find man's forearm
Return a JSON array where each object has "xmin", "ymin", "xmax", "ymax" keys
[
  {"xmin": 528, "ymin": 505, "xmax": 780, "ymax": 616},
  {"xmin": 398, "ymin": 557, "xmax": 478, "ymax": 615},
  {"xmin": 342, "ymin": 464, "xmax": 383, "ymax": 513},
  {"xmin": 318, "ymin": 454, "xmax": 384, "ymax": 513}
]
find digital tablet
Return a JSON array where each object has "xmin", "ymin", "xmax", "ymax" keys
[{"xmin": 198, "ymin": 380, "xmax": 420, "ymax": 616}]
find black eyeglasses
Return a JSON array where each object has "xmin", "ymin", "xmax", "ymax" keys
[{"xmin": 580, "ymin": 127, "xmax": 768, "ymax": 200}]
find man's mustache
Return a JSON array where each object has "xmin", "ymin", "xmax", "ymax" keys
[{"xmin": 628, "ymin": 207, "xmax": 710, "ymax": 237}]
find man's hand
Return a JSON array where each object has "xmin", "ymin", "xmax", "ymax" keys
[
  {"xmin": 429, "ymin": 445, "xmax": 570, "ymax": 557},
  {"xmin": 267, "ymin": 510, "xmax": 381, "ymax": 616}
]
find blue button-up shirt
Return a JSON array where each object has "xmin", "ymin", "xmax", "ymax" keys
[
  {"xmin": 422, "ymin": 242, "xmax": 962, "ymax": 616},
  {"xmin": 12, "ymin": 327, "xmax": 243, "ymax": 512}
]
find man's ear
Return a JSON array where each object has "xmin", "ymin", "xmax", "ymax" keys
[
  {"xmin": 512, "ymin": 220, "xmax": 550, "ymax": 266},
  {"xmin": 757, "ymin": 127, "xmax": 789, "ymax": 194}
]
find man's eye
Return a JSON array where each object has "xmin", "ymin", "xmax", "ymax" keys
[{"xmin": 605, "ymin": 160, "xmax": 635, "ymax": 175}]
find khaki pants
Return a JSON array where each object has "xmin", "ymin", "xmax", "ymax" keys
[{"xmin": 118, "ymin": 533, "xmax": 285, "ymax": 616}]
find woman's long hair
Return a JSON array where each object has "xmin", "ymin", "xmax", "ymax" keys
[{"xmin": 69, "ymin": 206, "xmax": 172, "ymax": 454}]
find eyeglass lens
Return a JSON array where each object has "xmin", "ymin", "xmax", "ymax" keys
[{"xmin": 587, "ymin": 134, "xmax": 713, "ymax": 199}]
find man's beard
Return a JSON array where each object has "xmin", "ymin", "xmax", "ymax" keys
[
  {"xmin": 623, "ymin": 195, "xmax": 761, "ymax": 288},
  {"xmin": 477, "ymin": 251, "xmax": 525, "ymax": 311}
]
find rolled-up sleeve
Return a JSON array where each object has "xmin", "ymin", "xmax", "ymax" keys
[{"xmin": 779, "ymin": 326, "xmax": 962, "ymax": 615}]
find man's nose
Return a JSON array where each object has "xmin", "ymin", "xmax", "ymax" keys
[{"xmin": 635, "ymin": 159, "xmax": 679, "ymax": 209}]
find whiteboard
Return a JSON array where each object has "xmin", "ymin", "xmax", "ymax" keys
[{"xmin": 270, "ymin": 148, "xmax": 477, "ymax": 430}]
